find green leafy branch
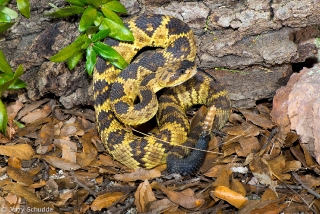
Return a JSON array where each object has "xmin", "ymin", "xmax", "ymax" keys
[
  {"xmin": 0, "ymin": 50, "xmax": 26, "ymax": 134},
  {"xmin": 47, "ymin": 0, "xmax": 134, "ymax": 75},
  {"xmin": 0, "ymin": 0, "xmax": 30, "ymax": 33}
]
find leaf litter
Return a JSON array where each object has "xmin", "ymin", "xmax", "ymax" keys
[{"xmin": 1, "ymin": 71, "xmax": 320, "ymax": 213}]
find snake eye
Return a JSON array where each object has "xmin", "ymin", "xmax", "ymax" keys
[{"xmin": 178, "ymin": 69, "xmax": 185, "ymax": 74}]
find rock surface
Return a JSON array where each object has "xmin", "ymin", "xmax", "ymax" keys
[{"xmin": 0, "ymin": 0, "xmax": 319, "ymax": 108}]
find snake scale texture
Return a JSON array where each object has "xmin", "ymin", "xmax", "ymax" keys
[{"xmin": 93, "ymin": 14, "xmax": 231, "ymax": 174}]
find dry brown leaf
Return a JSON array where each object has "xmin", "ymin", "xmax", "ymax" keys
[
  {"xmin": 290, "ymin": 144, "xmax": 308, "ymax": 167},
  {"xmin": 6, "ymin": 101, "xmax": 24, "ymax": 121},
  {"xmin": 299, "ymin": 174, "xmax": 320, "ymax": 188},
  {"xmin": 251, "ymin": 201, "xmax": 284, "ymax": 214},
  {"xmin": 229, "ymin": 113, "xmax": 245, "ymax": 124},
  {"xmin": 76, "ymin": 130, "xmax": 98, "ymax": 167},
  {"xmin": 114, "ymin": 168, "xmax": 161, "ymax": 182},
  {"xmin": 61, "ymin": 143, "xmax": 77, "ymax": 164},
  {"xmin": 4, "ymin": 193, "xmax": 23, "ymax": 214},
  {"xmin": 256, "ymin": 103, "xmax": 271, "ymax": 115},
  {"xmin": 190, "ymin": 105, "xmax": 207, "ymax": 130},
  {"xmin": 223, "ymin": 123, "xmax": 261, "ymax": 145},
  {"xmin": 29, "ymin": 180, "xmax": 47, "ymax": 189},
  {"xmin": 284, "ymin": 132, "xmax": 300, "ymax": 147},
  {"xmin": 60, "ymin": 125, "xmax": 77, "ymax": 136},
  {"xmin": 17, "ymin": 117, "xmax": 51, "ymax": 137},
  {"xmin": 300, "ymin": 143, "xmax": 317, "ymax": 167},
  {"xmin": 77, "ymin": 139, "xmax": 98, "ymax": 167},
  {"xmin": 282, "ymin": 160, "xmax": 301, "ymax": 173},
  {"xmin": 54, "ymin": 139, "xmax": 77, "ymax": 163},
  {"xmin": 7, "ymin": 166, "xmax": 34, "ymax": 185},
  {"xmin": 204, "ymin": 164, "xmax": 227, "ymax": 177},
  {"xmin": 0, "ymin": 194, "xmax": 15, "ymax": 214},
  {"xmin": 0, "ymin": 144, "xmax": 34, "ymax": 160},
  {"xmin": 8, "ymin": 156, "xmax": 21, "ymax": 168},
  {"xmin": 283, "ymin": 204, "xmax": 310, "ymax": 213},
  {"xmin": 223, "ymin": 142, "xmax": 238, "ymax": 156},
  {"xmin": 239, "ymin": 109, "xmax": 275, "ymax": 129},
  {"xmin": 36, "ymin": 120, "xmax": 54, "ymax": 146},
  {"xmin": 236, "ymin": 136, "xmax": 261, "ymax": 157},
  {"xmin": 21, "ymin": 103, "xmax": 52, "ymax": 124},
  {"xmin": 98, "ymin": 154, "xmax": 126, "ymax": 168},
  {"xmin": 17, "ymin": 99, "xmax": 50, "ymax": 119},
  {"xmin": 261, "ymin": 188, "xmax": 278, "ymax": 201},
  {"xmin": 134, "ymin": 179, "xmax": 156, "ymax": 213},
  {"xmin": 243, "ymin": 153, "xmax": 255, "ymax": 165},
  {"xmin": 231, "ymin": 177, "xmax": 246, "ymax": 196},
  {"xmin": 223, "ymin": 122, "xmax": 261, "ymax": 136},
  {"xmin": 159, "ymin": 185, "xmax": 204, "ymax": 209},
  {"xmin": 2, "ymin": 183, "xmax": 53, "ymax": 208},
  {"xmin": 91, "ymin": 192, "xmax": 125, "ymax": 211},
  {"xmin": 74, "ymin": 171, "xmax": 99, "ymax": 187},
  {"xmin": 267, "ymin": 154, "xmax": 286, "ymax": 178},
  {"xmin": 53, "ymin": 190, "xmax": 75, "ymax": 207},
  {"xmin": 212, "ymin": 167, "xmax": 231, "ymax": 188},
  {"xmin": 249, "ymin": 157, "xmax": 278, "ymax": 194},
  {"xmin": 212, "ymin": 186, "xmax": 248, "ymax": 209},
  {"xmin": 149, "ymin": 198, "xmax": 178, "ymax": 213},
  {"xmin": 39, "ymin": 155, "xmax": 81, "ymax": 171}
]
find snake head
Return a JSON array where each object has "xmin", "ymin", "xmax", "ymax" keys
[{"xmin": 157, "ymin": 60, "xmax": 197, "ymax": 87}]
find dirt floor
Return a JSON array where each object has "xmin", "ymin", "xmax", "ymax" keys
[{"xmin": 0, "ymin": 94, "xmax": 320, "ymax": 213}]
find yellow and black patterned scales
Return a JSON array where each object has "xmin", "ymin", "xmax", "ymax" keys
[{"xmin": 93, "ymin": 14, "xmax": 230, "ymax": 174}]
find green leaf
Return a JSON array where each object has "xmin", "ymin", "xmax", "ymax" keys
[
  {"xmin": 0, "ymin": 11, "xmax": 11, "ymax": 22},
  {"xmin": 91, "ymin": 28, "xmax": 110, "ymax": 42},
  {"xmin": 81, "ymin": 40, "xmax": 92, "ymax": 50},
  {"xmin": 100, "ymin": 5, "xmax": 123, "ymax": 25},
  {"xmin": 0, "ymin": 73, "xmax": 11, "ymax": 84},
  {"xmin": 93, "ymin": 11, "xmax": 104, "ymax": 26},
  {"xmin": 86, "ymin": 46, "xmax": 96, "ymax": 75},
  {"xmin": 93, "ymin": 41, "xmax": 128, "ymax": 69},
  {"xmin": 79, "ymin": 6, "xmax": 97, "ymax": 32},
  {"xmin": 46, "ymin": 6, "xmax": 85, "ymax": 18},
  {"xmin": 0, "ymin": 21, "xmax": 14, "ymax": 33},
  {"xmin": 86, "ymin": 26, "xmax": 99, "ymax": 35},
  {"xmin": 0, "ymin": 99, "xmax": 8, "ymax": 134},
  {"xmin": 0, "ymin": 73, "xmax": 26, "ymax": 89},
  {"xmin": 92, "ymin": 41, "xmax": 117, "ymax": 60},
  {"xmin": 85, "ymin": 0, "xmax": 102, "ymax": 8},
  {"xmin": 16, "ymin": 0, "xmax": 30, "ymax": 18},
  {"xmin": 50, "ymin": 34, "xmax": 88, "ymax": 62},
  {"xmin": 65, "ymin": 0, "xmax": 86, "ymax": 7},
  {"xmin": 0, "ymin": 64, "xmax": 24, "ymax": 93},
  {"xmin": 101, "ymin": 0, "xmax": 114, "ymax": 3},
  {"xmin": 0, "ymin": 0, "xmax": 10, "ymax": 6},
  {"xmin": 102, "ymin": 18, "xmax": 134, "ymax": 41},
  {"xmin": 13, "ymin": 120, "xmax": 25, "ymax": 128},
  {"xmin": 8, "ymin": 78, "xmax": 26, "ymax": 89},
  {"xmin": 67, "ymin": 50, "xmax": 85, "ymax": 70},
  {"xmin": 0, "ymin": 50, "xmax": 13, "ymax": 74},
  {"xmin": 104, "ymin": 1, "xmax": 127, "ymax": 13},
  {"xmin": 0, "ymin": 6, "xmax": 18, "ymax": 19}
]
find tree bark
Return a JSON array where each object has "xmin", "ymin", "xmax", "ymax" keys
[{"xmin": 1, "ymin": 0, "xmax": 319, "ymax": 108}]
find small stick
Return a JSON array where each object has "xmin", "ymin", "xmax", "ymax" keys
[
  {"xmin": 70, "ymin": 171, "xmax": 97, "ymax": 197},
  {"xmin": 292, "ymin": 172, "xmax": 320, "ymax": 199},
  {"xmin": 128, "ymin": 127, "xmax": 223, "ymax": 155}
]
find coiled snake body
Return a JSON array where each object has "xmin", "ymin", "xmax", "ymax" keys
[{"xmin": 94, "ymin": 14, "xmax": 230, "ymax": 174}]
